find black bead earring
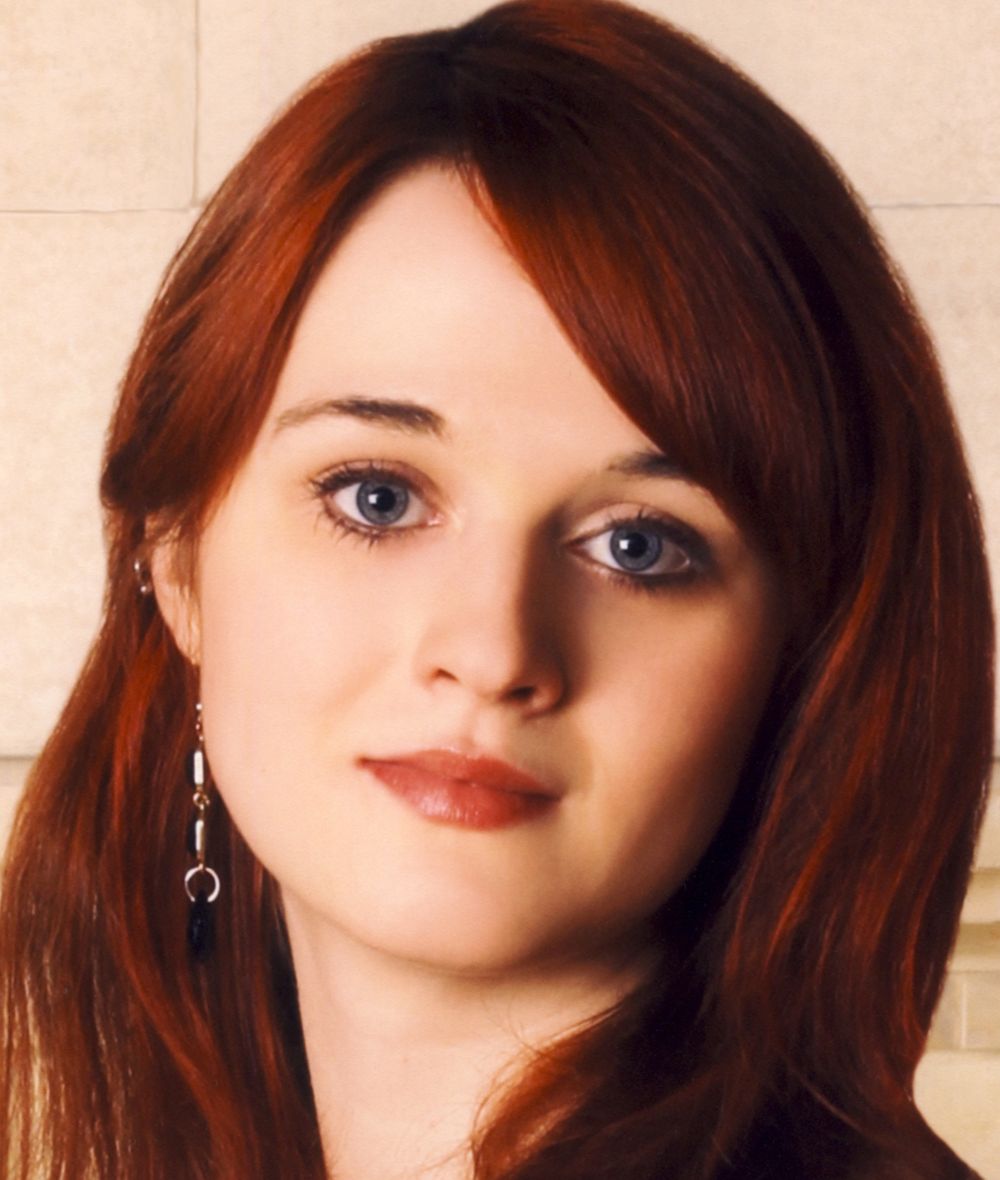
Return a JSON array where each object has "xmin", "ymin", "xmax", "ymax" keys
[{"xmin": 185, "ymin": 702, "xmax": 220, "ymax": 962}]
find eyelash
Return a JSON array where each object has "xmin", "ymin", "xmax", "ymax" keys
[
  {"xmin": 582, "ymin": 508, "xmax": 709, "ymax": 596},
  {"xmin": 311, "ymin": 460, "xmax": 433, "ymax": 547},
  {"xmin": 310, "ymin": 461, "xmax": 711, "ymax": 594}
]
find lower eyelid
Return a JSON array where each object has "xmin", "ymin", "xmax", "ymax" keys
[{"xmin": 602, "ymin": 568, "xmax": 691, "ymax": 596}]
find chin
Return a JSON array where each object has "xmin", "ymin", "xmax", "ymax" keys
[
  {"xmin": 362, "ymin": 897, "xmax": 570, "ymax": 976},
  {"xmin": 320, "ymin": 876, "xmax": 596, "ymax": 977},
  {"xmin": 338, "ymin": 882, "xmax": 654, "ymax": 981}
]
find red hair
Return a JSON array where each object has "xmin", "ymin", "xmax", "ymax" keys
[{"xmin": 2, "ymin": 2, "xmax": 993, "ymax": 1176}]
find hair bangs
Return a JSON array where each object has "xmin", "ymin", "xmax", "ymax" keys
[{"xmin": 440, "ymin": 8, "xmax": 874, "ymax": 631}]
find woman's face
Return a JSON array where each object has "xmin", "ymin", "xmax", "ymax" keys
[{"xmin": 155, "ymin": 168, "xmax": 784, "ymax": 976}]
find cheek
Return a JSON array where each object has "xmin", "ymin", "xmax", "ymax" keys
[
  {"xmin": 191, "ymin": 519, "xmax": 403, "ymax": 816},
  {"xmin": 576, "ymin": 590, "xmax": 781, "ymax": 915},
  {"xmin": 591, "ymin": 585, "xmax": 779, "ymax": 767}
]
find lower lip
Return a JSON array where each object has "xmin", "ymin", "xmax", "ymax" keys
[{"xmin": 362, "ymin": 761, "xmax": 558, "ymax": 830}]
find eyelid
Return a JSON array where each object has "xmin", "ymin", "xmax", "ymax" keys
[
  {"xmin": 571, "ymin": 509, "xmax": 712, "ymax": 580},
  {"xmin": 313, "ymin": 458, "xmax": 428, "ymax": 497},
  {"xmin": 311, "ymin": 460, "xmax": 439, "ymax": 534}
]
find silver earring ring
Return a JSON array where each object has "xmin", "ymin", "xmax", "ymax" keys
[{"xmin": 184, "ymin": 865, "xmax": 221, "ymax": 904}]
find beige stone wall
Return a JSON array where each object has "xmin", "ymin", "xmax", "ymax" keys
[{"xmin": 1, "ymin": 1, "xmax": 997, "ymax": 1173}]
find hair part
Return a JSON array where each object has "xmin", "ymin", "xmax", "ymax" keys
[{"xmin": 2, "ymin": 2, "xmax": 992, "ymax": 1177}]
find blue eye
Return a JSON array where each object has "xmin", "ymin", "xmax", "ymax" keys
[
  {"xmin": 354, "ymin": 479, "xmax": 410, "ymax": 525},
  {"xmin": 313, "ymin": 463, "xmax": 431, "ymax": 538},
  {"xmin": 579, "ymin": 516, "xmax": 702, "ymax": 582},
  {"xmin": 609, "ymin": 525, "xmax": 664, "ymax": 572}
]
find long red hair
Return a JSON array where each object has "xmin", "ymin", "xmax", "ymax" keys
[{"xmin": 2, "ymin": 2, "xmax": 993, "ymax": 1177}]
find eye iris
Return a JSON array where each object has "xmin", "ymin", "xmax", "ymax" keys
[
  {"xmin": 611, "ymin": 525, "xmax": 662, "ymax": 572},
  {"xmin": 356, "ymin": 480, "xmax": 408, "ymax": 525}
]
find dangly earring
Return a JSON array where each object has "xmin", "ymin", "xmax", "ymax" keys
[{"xmin": 185, "ymin": 702, "xmax": 220, "ymax": 962}]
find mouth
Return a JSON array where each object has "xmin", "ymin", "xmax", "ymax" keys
[{"xmin": 358, "ymin": 749, "xmax": 561, "ymax": 830}]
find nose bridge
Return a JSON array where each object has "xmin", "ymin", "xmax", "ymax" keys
[{"xmin": 414, "ymin": 521, "xmax": 567, "ymax": 709}]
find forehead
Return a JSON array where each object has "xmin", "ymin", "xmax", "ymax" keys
[{"xmin": 265, "ymin": 166, "xmax": 656, "ymax": 459}]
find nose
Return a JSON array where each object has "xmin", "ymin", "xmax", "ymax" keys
[{"xmin": 412, "ymin": 532, "xmax": 568, "ymax": 714}]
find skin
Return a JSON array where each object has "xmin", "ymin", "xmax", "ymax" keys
[{"xmin": 153, "ymin": 166, "xmax": 785, "ymax": 1179}]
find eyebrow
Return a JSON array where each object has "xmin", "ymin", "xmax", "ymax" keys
[
  {"xmin": 271, "ymin": 394, "xmax": 692, "ymax": 483},
  {"xmin": 606, "ymin": 450, "xmax": 690, "ymax": 482},
  {"xmin": 272, "ymin": 396, "xmax": 448, "ymax": 438}
]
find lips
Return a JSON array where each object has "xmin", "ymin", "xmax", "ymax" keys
[{"xmin": 358, "ymin": 749, "xmax": 560, "ymax": 830}]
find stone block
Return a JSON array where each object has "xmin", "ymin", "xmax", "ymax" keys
[
  {"xmin": 0, "ymin": 759, "xmax": 32, "ymax": 861},
  {"xmin": 0, "ymin": 0, "xmax": 196, "ymax": 209},
  {"xmin": 953, "ymin": 925, "xmax": 1000, "ymax": 974},
  {"xmin": 0, "ymin": 211, "xmax": 195, "ymax": 753},
  {"xmin": 928, "ymin": 973, "xmax": 965, "ymax": 1052},
  {"xmin": 197, "ymin": 0, "xmax": 485, "ymax": 198},
  {"xmin": 966, "ymin": 974, "xmax": 1000, "ymax": 1051},
  {"xmin": 915, "ymin": 1050, "xmax": 1000, "ymax": 1179},
  {"xmin": 652, "ymin": 0, "xmax": 1000, "ymax": 205},
  {"xmin": 964, "ymin": 872, "xmax": 1000, "ymax": 928},
  {"xmin": 980, "ymin": 777, "xmax": 1000, "ymax": 869}
]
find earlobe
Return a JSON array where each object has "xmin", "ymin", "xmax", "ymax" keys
[{"xmin": 149, "ymin": 537, "xmax": 203, "ymax": 666}]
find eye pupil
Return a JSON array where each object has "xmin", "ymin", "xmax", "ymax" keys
[
  {"xmin": 357, "ymin": 480, "xmax": 408, "ymax": 525},
  {"xmin": 611, "ymin": 526, "xmax": 662, "ymax": 571}
]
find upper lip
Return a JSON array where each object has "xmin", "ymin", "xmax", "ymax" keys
[{"xmin": 358, "ymin": 748, "xmax": 560, "ymax": 798}]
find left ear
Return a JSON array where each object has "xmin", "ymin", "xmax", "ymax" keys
[{"xmin": 149, "ymin": 531, "xmax": 202, "ymax": 666}]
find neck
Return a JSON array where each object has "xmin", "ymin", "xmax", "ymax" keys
[{"xmin": 281, "ymin": 897, "xmax": 654, "ymax": 1180}]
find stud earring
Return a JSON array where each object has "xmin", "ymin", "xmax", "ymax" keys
[
  {"xmin": 185, "ymin": 702, "xmax": 220, "ymax": 962},
  {"xmin": 132, "ymin": 557, "xmax": 153, "ymax": 596}
]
